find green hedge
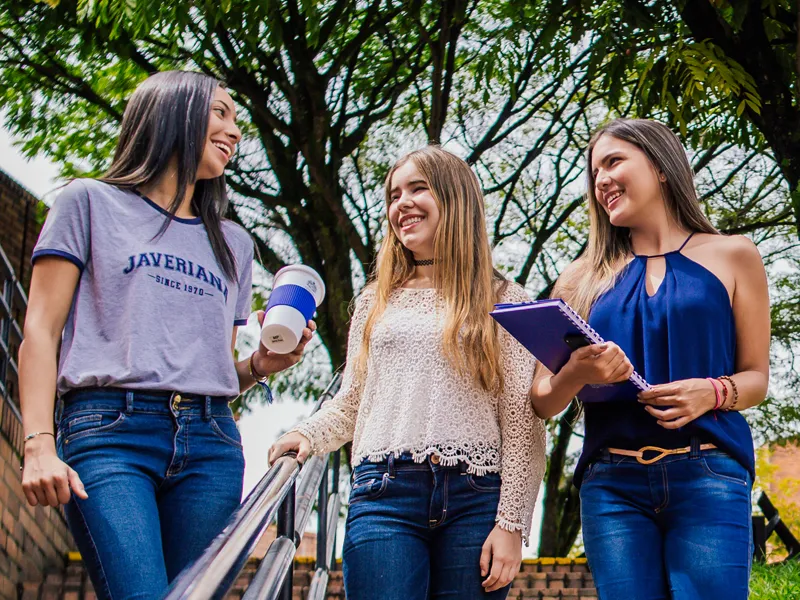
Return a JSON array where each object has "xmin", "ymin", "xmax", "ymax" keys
[{"xmin": 750, "ymin": 561, "xmax": 800, "ymax": 599}]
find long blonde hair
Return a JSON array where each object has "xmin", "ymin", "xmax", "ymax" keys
[
  {"xmin": 561, "ymin": 119, "xmax": 718, "ymax": 317},
  {"xmin": 356, "ymin": 146, "xmax": 507, "ymax": 393}
]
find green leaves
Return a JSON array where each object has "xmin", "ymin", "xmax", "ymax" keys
[
  {"xmin": 3, "ymin": 0, "xmax": 800, "ymax": 558},
  {"xmin": 661, "ymin": 39, "xmax": 762, "ymax": 127}
]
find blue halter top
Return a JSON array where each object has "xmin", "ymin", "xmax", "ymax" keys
[{"xmin": 575, "ymin": 233, "xmax": 754, "ymax": 486}]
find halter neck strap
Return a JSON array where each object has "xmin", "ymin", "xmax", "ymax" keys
[{"xmin": 634, "ymin": 232, "xmax": 695, "ymax": 259}]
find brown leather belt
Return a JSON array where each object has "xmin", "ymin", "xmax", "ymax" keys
[{"xmin": 607, "ymin": 443, "xmax": 717, "ymax": 465}]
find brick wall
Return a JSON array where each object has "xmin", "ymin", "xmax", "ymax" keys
[
  {"xmin": 0, "ymin": 169, "xmax": 46, "ymax": 292},
  {"xmin": 767, "ymin": 442, "xmax": 800, "ymax": 504},
  {"xmin": 0, "ymin": 432, "xmax": 72, "ymax": 600},
  {"xmin": 0, "ymin": 168, "xmax": 71, "ymax": 600},
  {"xmin": 25, "ymin": 556, "xmax": 598, "ymax": 599}
]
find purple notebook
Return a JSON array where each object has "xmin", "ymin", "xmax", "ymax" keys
[{"xmin": 490, "ymin": 298, "xmax": 650, "ymax": 403}]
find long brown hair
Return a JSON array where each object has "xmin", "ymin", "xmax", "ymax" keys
[
  {"xmin": 100, "ymin": 71, "xmax": 238, "ymax": 280},
  {"xmin": 560, "ymin": 119, "xmax": 717, "ymax": 317},
  {"xmin": 357, "ymin": 146, "xmax": 507, "ymax": 393}
]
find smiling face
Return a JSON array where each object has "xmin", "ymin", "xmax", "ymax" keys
[
  {"xmin": 196, "ymin": 86, "xmax": 242, "ymax": 180},
  {"xmin": 590, "ymin": 133, "xmax": 666, "ymax": 228},
  {"xmin": 387, "ymin": 160, "xmax": 441, "ymax": 259}
]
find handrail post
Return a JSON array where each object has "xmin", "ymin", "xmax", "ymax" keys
[
  {"xmin": 316, "ymin": 457, "xmax": 329, "ymax": 571},
  {"xmin": 277, "ymin": 481, "xmax": 296, "ymax": 600},
  {"xmin": 331, "ymin": 450, "xmax": 340, "ymax": 568},
  {"xmin": 0, "ymin": 278, "xmax": 10, "ymax": 388},
  {"xmin": 332, "ymin": 451, "xmax": 340, "ymax": 495}
]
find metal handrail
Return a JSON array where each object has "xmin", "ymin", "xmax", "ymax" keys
[
  {"xmin": 0, "ymin": 242, "xmax": 27, "ymax": 456},
  {"xmin": 164, "ymin": 372, "xmax": 344, "ymax": 600},
  {"xmin": 0, "ymin": 242, "xmax": 26, "ymax": 413}
]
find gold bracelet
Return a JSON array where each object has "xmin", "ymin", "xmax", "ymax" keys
[{"xmin": 23, "ymin": 431, "xmax": 55, "ymax": 443}]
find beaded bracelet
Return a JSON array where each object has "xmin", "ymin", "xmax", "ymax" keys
[{"xmin": 718, "ymin": 375, "xmax": 739, "ymax": 411}]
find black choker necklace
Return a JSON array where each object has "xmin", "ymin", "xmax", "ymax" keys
[{"xmin": 413, "ymin": 258, "xmax": 435, "ymax": 266}]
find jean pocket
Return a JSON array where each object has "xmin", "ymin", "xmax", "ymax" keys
[
  {"xmin": 352, "ymin": 464, "xmax": 387, "ymax": 483},
  {"xmin": 349, "ymin": 472, "xmax": 389, "ymax": 505},
  {"xmin": 701, "ymin": 455, "xmax": 749, "ymax": 486},
  {"xmin": 62, "ymin": 411, "xmax": 127, "ymax": 444},
  {"xmin": 209, "ymin": 416, "xmax": 243, "ymax": 449},
  {"xmin": 581, "ymin": 461, "xmax": 605, "ymax": 485},
  {"xmin": 466, "ymin": 472, "xmax": 502, "ymax": 493}
]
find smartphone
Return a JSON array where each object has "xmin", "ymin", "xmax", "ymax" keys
[{"xmin": 563, "ymin": 333, "xmax": 592, "ymax": 351}]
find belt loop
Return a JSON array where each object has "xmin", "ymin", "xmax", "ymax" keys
[
  {"xmin": 54, "ymin": 398, "xmax": 64, "ymax": 423},
  {"xmin": 602, "ymin": 448, "xmax": 611, "ymax": 462},
  {"xmin": 690, "ymin": 436, "xmax": 701, "ymax": 460},
  {"xmin": 387, "ymin": 453, "xmax": 396, "ymax": 479},
  {"xmin": 459, "ymin": 461, "xmax": 469, "ymax": 475},
  {"xmin": 125, "ymin": 390, "xmax": 134, "ymax": 415},
  {"xmin": 204, "ymin": 396, "xmax": 212, "ymax": 419}
]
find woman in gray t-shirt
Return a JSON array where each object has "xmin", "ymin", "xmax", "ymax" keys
[{"xmin": 19, "ymin": 71, "xmax": 314, "ymax": 600}]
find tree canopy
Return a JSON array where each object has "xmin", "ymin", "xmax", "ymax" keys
[{"xmin": 2, "ymin": 0, "xmax": 798, "ymax": 555}]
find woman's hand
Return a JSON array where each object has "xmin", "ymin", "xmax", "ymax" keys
[
  {"xmin": 21, "ymin": 439, "xmax": 87, "ymax": 507},
  {"xmin": 252, "ymin": 312, "xmax": 316, "ymax": 376},
  {"xmin": 480, "ymin": 526, "xmax": 522, "ymax": 593},
  {"xmin": 268, "ymin": 431, "xmax": 312, "ymax": 465},
  {"xmin": 563, "ymin": 342, "xmax": 634, "ymax": 387},
  {"xmin": 638, "ymin": 378, "xmax": 718, "ymax": 429}
]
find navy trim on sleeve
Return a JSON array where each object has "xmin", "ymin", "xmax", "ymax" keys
[
  {"xmin": 233, "ymin": 319, "xmax": 249, "ymax": 326},
  {"xmin": 32, "ymin": 249, "xmax": 85, "ymax": 271}
]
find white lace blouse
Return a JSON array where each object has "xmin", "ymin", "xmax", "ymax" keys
[{"xmin": 291, "ymin": 283, "xmax": 547, "ymax": 542}]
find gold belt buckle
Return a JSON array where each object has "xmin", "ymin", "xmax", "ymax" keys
[{"xmin": 636, "ymin": 445, "xmax": 685, "ymax": 465}]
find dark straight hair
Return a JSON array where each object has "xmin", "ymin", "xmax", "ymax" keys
[{"xmin": 99, "ymin": 70, "xmax": 237, "ymax": 280}]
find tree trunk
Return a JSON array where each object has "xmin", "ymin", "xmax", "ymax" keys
[{"xmin": 537, "ymin": 401, "xmax": 583, "ymax": 557}]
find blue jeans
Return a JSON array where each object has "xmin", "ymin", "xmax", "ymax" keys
[
  {"xmin": 580, "ymin": 443, "xmax": 752, "ymax": 600},
  {"xmin": 56, "ymin": 388, "xmax": 245, "ymax": 600},
  {"xmin": 343, "ymin": 453, "xmax": 510, "ymax": 600}
]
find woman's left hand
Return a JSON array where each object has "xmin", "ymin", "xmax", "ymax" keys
[
  {"xmin": 252, "ymin": 311, "xmax": 316, "ymax": 376},
  {"xmin": 480, "ymin": 526, "xmax": 522, "ymax": 592},
  {"xmin": 638, "ymin": 378, "xmax": 717, "ymax": 429}
]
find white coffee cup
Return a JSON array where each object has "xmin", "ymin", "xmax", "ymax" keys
[{"xmin": 261, "ymin": 265, "xmax": 325, "ymax": 354}]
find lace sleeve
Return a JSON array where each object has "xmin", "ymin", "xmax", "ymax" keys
[
  {"xmin": 291, "ymin": 288, "xmax": 374, "ymax": 455},
  {"xmin": 494, "ymin": 283, "xmax": 547, "ymax": 545}
]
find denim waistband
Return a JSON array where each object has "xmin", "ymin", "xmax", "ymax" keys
[
  {"xmin": 357, "ymin": 452, "xmax": 474, "ymax": 477},
  {"xmin": 58, "ymin": 387, "xmax": 233, "ymax": 420}
]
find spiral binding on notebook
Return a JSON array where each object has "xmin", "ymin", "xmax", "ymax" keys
[{"xmin": 554, "ymin": 299, "xmax": 651, "ymax": 392}]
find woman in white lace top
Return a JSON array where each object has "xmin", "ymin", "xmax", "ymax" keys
[{"xmin": 270, "ymin": 146, "xmax": 546, "ymax": 599}]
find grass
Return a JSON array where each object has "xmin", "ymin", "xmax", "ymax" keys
[{"xmin": 750, "ymin": 560, "xmax": 800, "ymax": 599}]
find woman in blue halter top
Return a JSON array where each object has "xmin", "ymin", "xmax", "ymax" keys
[{"xmin": 530, "ymin": 119, "xmax": 770, "ymax": 600}]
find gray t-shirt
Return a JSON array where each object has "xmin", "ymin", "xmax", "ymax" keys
[{"xmin": 33, "ymin": 179, "xmax": 254, "ymax": 398}]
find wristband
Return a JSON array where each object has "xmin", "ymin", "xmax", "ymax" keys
[{"xmin": 249, "ymin": 352, "xmax": 274, "ymax": 404}]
